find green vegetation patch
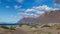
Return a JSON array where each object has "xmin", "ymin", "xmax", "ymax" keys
[
  {"xmin": 47, "ymin": 32, "xmax": 52, "ymax": 34},
  {"xmin": 41, "ymin": 24, "xmax": 51, "ymax": 28}
]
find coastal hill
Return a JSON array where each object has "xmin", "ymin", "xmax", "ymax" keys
[{"xmin": 18, "ymin": 10, "xmax": 60, "ymax": 24}]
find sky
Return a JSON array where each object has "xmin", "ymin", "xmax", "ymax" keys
[{"xmin": 0, "ymin": 0, "xmax": 60, "ymax": 23}]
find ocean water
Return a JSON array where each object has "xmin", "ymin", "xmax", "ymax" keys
[{"xmin": 0, "ymin": 24, "xmax": 19, "ymax": 27}]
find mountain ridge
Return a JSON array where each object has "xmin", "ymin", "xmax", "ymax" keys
[{"xmin": 18, "ymin": 10, "xmax": 60, "ymax": 24}]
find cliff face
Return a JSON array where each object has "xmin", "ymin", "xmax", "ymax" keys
[
  {"xmin": 37, "ymin": 10, "xmax": 60, "ymax": 24},
  {"xmin": 18, "ymin": 10, "xmax": 60, "ymax": 24},
  {"xmin": 18, "ymin": 17, "xmax": 37, "ymax": 24}
]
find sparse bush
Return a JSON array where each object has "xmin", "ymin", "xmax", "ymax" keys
[
  {"xmin": 19, "ymin": 24, "xmax": 28, "ymax": 27},
  {"xmin": 9, "ymin": 26, "xmax": 16, "ymax": 30},
  {"xmin": 19, "ymin": 24, "xmax": 23, "ymax": 27},
  {"xmin": 30, "ymin": 25, "xmax": 38, "ymax": 28},
  {"xmin": 41, "ymin": 24, "xmax": 51, "ymax": 28},
  {"xmin": 0, "ymin": 26, "xmax": 9, "ymax": 29},
  {"xmin": 7, "ymin": 26, "xmax": 16, "ymax": 33},
  {"xmin": 19, "ymin": 24, "xmax": 38, "ymax": 28},
  {"xmin": 47, "ymin": 32, "xmax": 52, "ymax": 34},
  {"xmin": 0, "ymin": 26, "xmax": 16, "ymax": 30},
  {"xmin": 58, "ymin": 32, "xmax": 60, "ymax": 34},
  {"xmin": 56, "ymin": 27, "xmax": 60, "ymax": 30},
  {"xmin": 52, "ymin": 24, "xmax": 60, "ymax": 29}
]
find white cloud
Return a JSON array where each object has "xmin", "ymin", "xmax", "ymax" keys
[
  {"xmin": 9, "ymin": 14, "xmax": 23, "ymax": 23},
  {"xmin": 35, "ymin": 0, "xmax": 46, "ymax": 3},
  {"xmin": 33, "ymin": 5, "xmax": 54, "ymax": 11},
  {"xmin": 17, "ymin": 12, "xmax": 39, "ymax": 18},
  {"xmin": 6, "ymin": 6, "xmax": 10, "ymax": 9},
  {"xmin": 53, "ymin": 8, "xmax": 60, "ymax": 10},
  {"xmin": 55, "ymin": 3, "xmax": 60, "ymax": 6},
  {"xmin": 14, "ymin": 5, "xmax": 22, "ymax": 9},
  {"xmin": 25, "ymin": 5, "xmax": 59, "ymax": 12},
  {"xmin": 10, "ymin": 15, "xmax": 17, "ymax": 18},
  {"xmin": 25, "ymin": 5, "xmax": 56, "ymax": 15},
  {"xmin": 54, "ymin": 0, "xmax": 60, "ymax": 6},
  {"xmin": 17, "ymin": 5, "xmax": 59, "ymax": 18},
  {"xmin": 18, "ymin": 9, "xmax": 25, "ymax": 12},
  {"xmin": 15, "ymin": 0, "xmax": 23, "ymax": 3},
  {"xmin": 17, "ymin": 12, "xmax": 31, "ymax": 17}
]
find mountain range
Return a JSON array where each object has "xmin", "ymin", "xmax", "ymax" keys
[{"xmin": 17, "ymin": 10, "xmax": 60, "ymax": 24}]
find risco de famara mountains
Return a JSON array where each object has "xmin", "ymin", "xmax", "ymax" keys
[{"xmin": 17, "ymin": 10, "xmax": 60, "ymax": 24}]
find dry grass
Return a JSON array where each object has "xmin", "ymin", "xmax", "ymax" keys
[{"xmin": 0, "ymin": 23, "xmax": 60, "ymax": 34}]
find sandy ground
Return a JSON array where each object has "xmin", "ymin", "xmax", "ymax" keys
[{"xmin": 0, "ymin": 24, "xmax": 60, "ymax": 34}]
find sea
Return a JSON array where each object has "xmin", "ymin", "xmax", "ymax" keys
[{"xmin": 0, "ymin": 24, "xmax": 19, "ymax": 27}]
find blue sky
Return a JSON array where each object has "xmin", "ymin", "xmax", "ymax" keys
[{"xmin": 0, "ymin": 0, "xmax": 60, "ymax": 23}]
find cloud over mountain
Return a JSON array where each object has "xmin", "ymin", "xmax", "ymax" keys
[
  {"xmin": 54, "ymin": 0, "xmax": 60, "ymax": 6},
  {"xmin": 18, "ymin": 10, "xmax": 60, "ymax": 24},
  {"xmin": 18, "ymin": 5, "xmax": 59, "ymax": 18}
]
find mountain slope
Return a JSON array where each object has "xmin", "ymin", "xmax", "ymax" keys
[
  {"xmin": 18, "ymin": 17, "xmax": 37, "ymax": 24},
  {"xmin": 18, "ymin": 10, "xmax": 60, "ymax": 24},
  {"xmin": 37, "ymin": 10, "xmax": 60, "ymax": 24}
]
